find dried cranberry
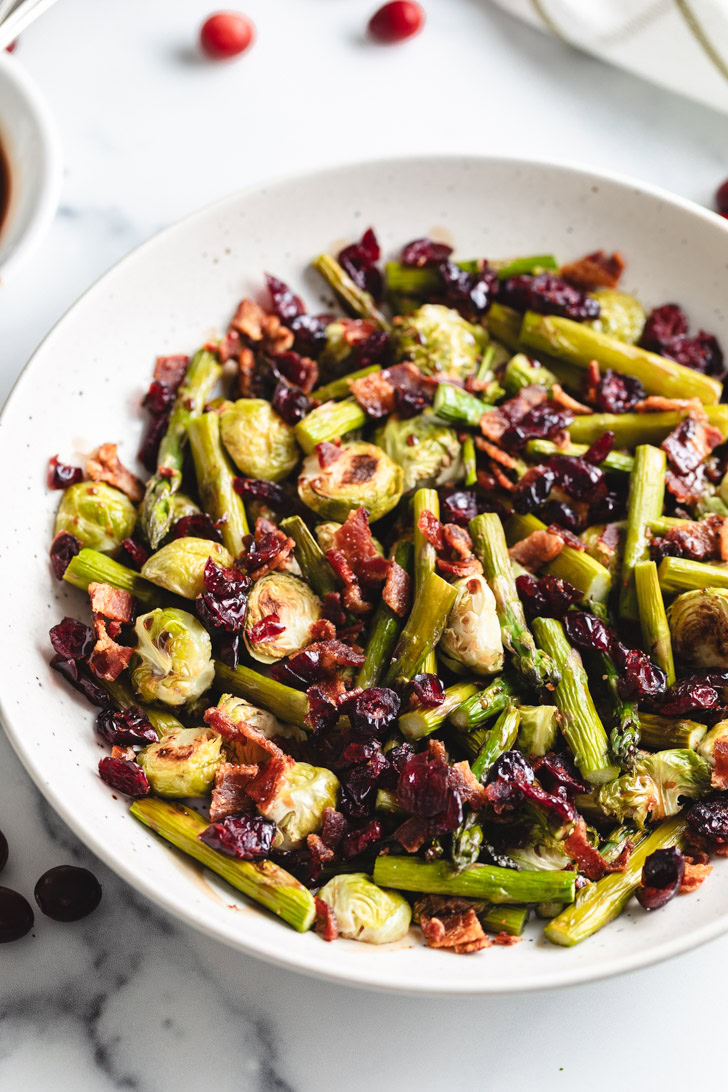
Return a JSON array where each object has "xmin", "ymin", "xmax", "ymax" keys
[
  {"xmin": 563, "ymin": 610, "xmax": 612, "ymax": 655},
  {"xmin": 142, "ymin": 379, "xmax": 174, "ymax": 416},
  {"xmin": 439, "ymin": 489, "xmax": 478, "ymax": 526},
  {"xmin": 339, "ymin": 749, "xmax": 388, "ymax": 820},
  {"xmin": 171, "ymin": 513, "xmax": 222, "ymax": 543},
  {"xmin": 34, "ymin": 865, "xmax": 102, "ymax": 922},
  {"xmin": 273, "ymin": 350, "xmax": 317, "ymax": 392},
  {"xmin": 410, "ymin": 674, "xmax": 445, "ymax": 708},
  {"xmin": 289, "ymin": 312, "xmax": 330, "ymax": 357},
  {"xmin": 118, "ymin": 537, "xmax": 150, "ymax": 570},
  {"xmin": 500, "ymin": 273, "xmax": 600, "ymax": 322},
  {"xmin": 265, "ymin": 273, "xmax": 305, "ymax": 322},
  {"xmin": 502, "ymin": 404, "xmax": 574, "ymax": 451},
  {"xmin": 356, "ymin": 329, "xmax": 392, "ymax": 371},
  {"xmin": 196, "ymin": 557, "xmax": 250, "ymax": 633},
  {"xmin": 98, "ymin": 756, "xmax": 150, "ymax": 797},
  {"xmin": 396, "ymin": 749, "xmax": 462, "ymax": 830},
  {"xmin": 652, "ymin": 673, "xmax": 728, "ymax": 716},
  {"xmin": 338, "ymin": 228, "xmax": 383, "ymax": 301},
  {"xmin": 216, "ymin": 631, "xmax": 242, "ymax": 669},
  {"xmin": 662, "ymin": 331, "xmax": 725, "ymax": 378},
  {"xmin": 594, "ymin": 370, "xmax": 645, "ymax": 414},
  {"xmin": 47, "ymin": 455, "xmax": 83, "ymax": 490},
  {"xmin": 272, "ymin": 381, "xmax": 312, "ymax": 425},
  {"xmin": 320, "ymin": 808, "xmax": 350, "ymax": 849},
  {"xmin": 341, "ymin": 819, "xmax": 383, "ymax": 859},
  {"xmin": 583, "ymin": 431, "xmax": 615, "ymax": 465},
  {"xmin": 51, "ymin": 656, "xmax": 109, "ymax": 707},
  {"xmin": 0, "ymin": 830, "xmax": 7, "ymax": 874},
  {"xmin": 516, "ymin": 573, "xmax": 581, "ymax": 620},
  {"xmin": 512, "ymin": 465, "xmax": 557, "ymax": 513},
  {"xmin": 549, "ymin": 454, "xmax": 606, "ymax": 502},
  {"xmin": 247, "ymin": 613, "xmax": 284, "ymax": 645},
  {"xmin": 640, "ymin": 304, "xmax": 689, "ymax": 350},
  {"xmin": 484, "ymin": 751, "xmax": 575, "ymax": 824},
  {"xmin": 635, "ymin": 847, "xmax": 684, "ymax": 911},
  {"xmin": 369, "ymin": 0, "xmax": 424, "ymax": 42},
  {"xmin": 687, "ymin": 798, "xmax": 728, "ymax": 844},
  {"xmin": 272, "ymin": 648, "xmax": 325, "ymax": 690},
  {"xmin": 199, "ymin": 11, "xmax": 254, "ymax": 59},
  {"xmin": 541, "ymin": 499, "xmax": 583, "ymax": 532},
  {"xmin": 233, "ymin": 478, "xmax": 310, "ymax": 522},
  {"xmin": 438, "ymin": 259, "xmax": 498, "ymax": 319},
  {"xmin": 531, "ymin": 752, "xmax": 587, "ymax": 796},
  {"xmin": 0, "ymin": 887, "xmax": 34, "ymax": 943},
  {"xmin": 96, "ymin": 707, "xmax": 157, "ymax": 747},
  {"xmin": 199, "ymin": 815, "xmax": 275, "ymax": 860},
  {"xmin": 717, "ymin": 178, "xmax": 728, "ymax": 216},
  {"xmin": 401, "ymin": 237, "xmax": 453, "ymax": 266},
  {"xmin": 616, "ymin": 647, "xmax": 666, "ymax": 700},
  {"xmin": 347, "ymin": 687, "xmax": 401, "ymax": 738},
  {"xmin": 49, "ymin": 617, "xmax": 94, "ymax": 661},
  {"xmin": 50, "ymin": 531, "xmax": 81, "ymax": 580},
  {"xmin": 138, "ymin": 410, "xmax": 170, "ymax": 473}
]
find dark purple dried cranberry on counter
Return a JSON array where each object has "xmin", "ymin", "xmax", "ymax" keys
[
  {"xmin": 199, "ymin": 815, "xmax": 276, "ymax": 860},
  {"xmin": 96, "ymin": 707, "xmax": 157, "ymax": 747},
  {"xmin": 347, "ymin": 687, "xmax": 401, "ymax": 738},
  {"xmin": 51, "ymin": 656, "xmax": 109, "ymax": 707},
  {"xmin": 594, "ymin": 370, "xmax": 645, "ymax": 414},
  {"xmin": 50, "ymin": 531, "xmax": 81, "ymax": 580},
  {"xmin": 0, "ymin": 887, "xmax": 34, "ymax": 943},
  {"xmin": 516, "ymin": 573, "xmax": 581, "ymax": 621},
  {"xmin": 438, "ymin": 259, "xmax": 498, "ymax": 318},
  {"xmin": 338, "ymin": 228, "xmax": 383, "ymax": 300},
  {"xmin": 439, "ymin": 488, "xmax": 479, "ymax": 526},
  {"xmin": 512, "ymin": 465, "xmax": 557, "ymax": 513},
  {"xmin": 49, "ymin": 617, "xmax": 94, "ymax": 661},
  {"xmin": 272, "ymin": 381, "xmax": 312, "ymax": 425},
  {"xmin": 500, "ymin": 273, "xmax": 600, "ymax": 321},
  {"xmin": 583, "ymin": 431, "xmax": 615, "ymax": 466},
  {"xmin": 410, "ymin": 673, "xmax": 445, "ymax": 708},
  {"xmin": 118, "ymin": 537, "xmax": 150, "ymax": 570},
  {"xmin": 98, "ymin": 756, "xmax": 150, "ymax": 798},
  {"xmin": 635, "ymin": 847, "xmax": 684, "ymax": 911},
  {"xmin": 47, "ymin": 455, "xmax": 83, "ymax": 490},
  {"xmin": 0, "ymin": 830, "xmax": 7, "ymax": 874},
  {"xmin": 34, "ymin": 865, "xmax": 102, "ymax": 922},
  {"xmin": 686, "ymin": 798, "xmax": 728, "ymax": 844},
  {"xmin": 171, "ymin": 513, "xmax": 222, "ymax": 543},
  {"xmin": 340, "ymin": 819, "xmax": 383, "ymax": 859},
  {"xmin": 196, "ymin": 557, "xmax": 250, "ymax": 633},
  {"xmin": 401, "ymin": 237, "xmax": 453, "ymax": 267},
  {"xmin": 265, "ymin": 273, "xmax": 306, "ymax": 322},
  {"xmin": 501, "ymin": 404, "xmax": 574, "ymax": 451}
]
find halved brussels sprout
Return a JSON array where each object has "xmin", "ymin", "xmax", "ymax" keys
[
  {"xmin": 697, "ymin": 718, "xmax": 728, "ymax": 764},
  {"xmin": 132, "ymin": 607, "xmax": 215, "ymax": 706},
  {"xmin": 54, "ymin": 481, "xmax": 137, "ymax": 554},
  {"xmin": 587, "ymin": 290, "xmax": 646, "ymax": 344},
  {"xmin": 669, "ymin": 588, "xmax": 728, "ymax": 669},
  {"xmin": 439, "ymin": 574, "xmax": 504, "ymax": 676},
  {"xmin": 138, "ymin": 727, "xmax": 222, "ymax": 797},
  {"xmin": 394, "ymin": 303, "xmax": 487, "ymax": 380},
  {"xmin": 315, "ymin": 521, "xmax": 383, "ymax": 556},
  {"xmin": 216, "ymin": 692, "xmax": 306, "ymax": 764},
  {"xmin": 316, "ymin": 873, "xmax": 412, "ymax": 944},
  {"xmin": 375, "ymin": 412, "xmax": 463, "ymax": 492},
  {"xmin": 596, "ymin": 748, "xmax": 711, "ymax": 827},
  {"xmin": 141, "ymin": 538, "xmax": 234, "ymax": 598},
  {"xmin": 258, "ymin": 762, "xmax": 340, "ymax": 849},
  {"xmin": 297, "ymin": 441, "xmax": 403, "ymax": 522},
  {"xmin": 220, "ymin": 398, "xmax": 300, "ymax": 482},
  {"xmin": 244, "ymin": 572, "xmax": 322, "ymax": 664}
]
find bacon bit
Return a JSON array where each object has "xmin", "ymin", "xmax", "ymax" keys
[
  {"xmin": 349, "ymin": 369, "xmax": 396, "ymax": 418},
  {"xmin": 243, "ymin": 520, "xmax": 296, "ymax": 580},
  {"xmin": 86, "ymin": 443, "xmax": 144, "ymax": 502},
  {"xmin": 394, "ymin": 815, "xmax": 437, "ymax": 853},
  {"xmin": 415, "ymin": 896, "xmax": 491, "ymax": 954},
  {"xmin": 87, "ymin": 582, "xmax": 134, "ymax": 623},
  {"xmin": 204, "ymin": 706, "xmax": 284, "ymax": 765},
  {"xmin": 656, "ymin": 514, "xmax": 724, "ymax": 562},
  {"xmin": 663, "ymin": 412, "xmax": 723, "ymax": 474},
  {"xmin": 417, "ymin": 508, "xmax": 445, "ymax": 551},
  {"xmin": 208, "ymin": 330, "xmax": 242, "ymax": 363},
  {"xmin": 153, "ymin": 354, "xmax": 188, "ymax": 388},
  {"xmin": 442, "ymin": 524, "xmax": 474, "ymax": 559},
  {"xmin": 111, "ymin": 745, "xmax": 136, "ymax": 762},
  {"xmin": 560, "ymin": 250, "xmax": 625, "ymax": 291},
  {"xmin": 711, "ymin": 739, "xmax": 728, "ymax": 791},
  {"xmin": 326, "ymin": 549, "xmax": 372, "ymax": 615},
  {"xmin": 563, "ymin": 817, "xmax": 631, "ymax": 881},
  {"xmin": 679, "ymin": 856, "xmax": 713, "ymax": 895},
  {"xmin": 509, "ymin": 529, "xmax": 565, "ymax": 570},
  {"xmin": 209, "ymin": 762, "xmax": 258, "ymax": 822},
  {"xmin": 437, "ymin": 556, "xmax": 483, "ymax": 578},
  {"xmin": 309, "ymin": 618, "xmax": 337, "ymax": 642},
  {"xmin": 314, "ymin": 896, "xmax": 339, "ymax": 942},
  {"xmin": 331, "ymin": 507, "xmax": 385, "ymax": 585},
  {"xmin": 550, "ymin": 384, "xmax": 593, "ymax": 415},
  {"xmin": 493, "ymin": 932, "xmax": 522, "ymax": 946},
  {"xmin": 721, "ymin": 522, "xmax": 728, "ymax": 562},
  {"xmin": 488, "ymin": 462, "xmax": 517, "ymax": 492},
  {"xmin": 584, "ymin": 359, "xmax": 601, "ymax": 404},
  {"xmin": 229, "ymin": 298, "xmax": 294, "ymax": 354},
  {"xmin": 382, "ymin": 560, "xmax": 411, "ymax": 617},
  {"xmin": 479, "ymin": 408, "xmax": 508, "ymax": 442},
  {"xmin": 547, "ymin": 524, "xmax": 585, "ymax": 551},
  {"xmin": 635, "ymin": 396, "xmax": 704, "ymax": 414},
  {"xmin": 246, "ymin": 752, "xmax": 296, "ymax": 810},
  {"xmin": 236, "ymin": 346, "xmax": 256, "ymax": 397},
  {"xmin": 316, "ymin": 440, "xmax": 342, "ymax": 468},
  {"xmin": 449, "ymin": 761, "xmax": 488, "ymax": 810},
  {"xmin": 88, "ymin": 617, "xmax": 133, "ymax": 681},
  {"xmin": 473, "ymin": 436, "xmax": 520, "ymax": 469}
]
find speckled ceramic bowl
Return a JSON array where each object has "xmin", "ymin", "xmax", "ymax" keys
[{"xmin": 2, "ymin": 156, "xmax": 727, "ymax": 994}]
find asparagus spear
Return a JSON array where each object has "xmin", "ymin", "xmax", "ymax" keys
[
  {"xmin": 531, "ymin": 617, "xmax": 618, "ymax": 785},
  {"xmin": 449, "ymin": 675, "xmax": 518, "ymax": 732},
  {"xmin": 658, "ymin": 556, "xmax": 728, "ymax": 594},
  {"xmin": 495, "ymin": 254, "xmax": 558, "ymax": 279},
  {"xmin": 470, "ymin": 513, "xmax": 560, "ymax": 690},
  {"xmin": 569, "ymin": 406, "xmax": 728, "ymax": 448},
  {"xmin": 634, "ymin": 559, "xmax": 676, "ymax": 686},
  {"xmin": 399, "ymin": 681, "xmax": 478, "ymax": 741},
  {"xmin": 130, "ymin": 798, "xmax": 316, "ymax": 932},
  {"xmin": 600, "ymin": 651, "xmax": 641, "ymax": 766},
  {"xmin": 486, "ymin": 302, "xmax": 523, "ymax": 351},
  {"xmin": 64, "ymin": 548, "xmax": 160, "ymax": 606},
  {"xmin": 471, "ymin": 704, "xmax": 521, "ymax": 781},
  {"xmin": 526, "ymin": 438, "xmax": 634, "ymax": 474},
  {"xmin": 506, "ymin": 513, "xmax": 612, "ymax": 605},
  {"xmin": 214, "ymin": 661, "xmax": 309, "ymax": 729},
  {"xmin": 503, "ymin": 353, "xmax": 557, "ymax": 394},
  {"xmin": 383, "ymin": 571, "xmax": 458, "ymax": 687},
  {"xmin": 311, "ymin": 365, "xmax": 381, "ymax": 403},
  {"xmin": 481, "ymin": 904, "xmax": 530, "ymax": 936},
  {"xmin": 432, "ymin": 382, "xmax": 488, "ymax": 427},
  {"xmin": 384, "ymin": 259, "xmax": 480, "ymax": 298},
  {"xmin": 619, "ymin": 445, "xmax": 666, "ymax": 620},
  {"xmin": 187, "ymin": 412, "xmax": 249, "ymax": 558},
  {"xmin": 462, "ymin": 433, "xmax": 477, "ymax": 487},
  {"xmin": 294, "ymin": 398, "xmax": 368, "ymax": 454},
  {"xmin": 312, "ymin": 253, "xmax": 389, "ymax": 329},
  {"xmin": 373, "ymin": 855, "xmax": 577, "ymax": 905},
  {"xmin": 357, "ymin": 540, "xmax": 413, "ymax": 688},
  {"xmin": 544, "ymin": 815, "xmax": 686, "ymax": 946},
  {"xmin": 520, "ymin": 312, "xmax": 722, "ymax": 405},
  {"xmin": 141, "ymin": 349, "xmax": 222, "ymax": 548},
  {"xmin": 413, "ymin": 487, "xmax": 440, "ymax": 676},
  {"xmin": 639, "ymin": 713, "xmax": 707, "ymax": 751},
  {"xmin": 280, "ymin": 515, "xmax": 339, "ymax": 599}
]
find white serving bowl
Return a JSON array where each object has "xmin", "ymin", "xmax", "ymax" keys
[
  {"xmin": 2, "ymin": 156, "xmax": 727, "ymax": 994},
  {"xmin": 0, "ymin": 52, "xmax": 61, "ymax": 278}
]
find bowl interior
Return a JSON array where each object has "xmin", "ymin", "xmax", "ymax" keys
[{"xmin": 2, "ymin": 155, "xmax": 728, "ymax": 994}]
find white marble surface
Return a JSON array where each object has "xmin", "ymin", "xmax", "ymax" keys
[{"xmin": 1, "ymin": 1, "xmax": 728, "ymax": 1088}]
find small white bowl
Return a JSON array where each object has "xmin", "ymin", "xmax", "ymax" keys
[{"xmin": 0, "ymin": 51, "xmax": 61, "ymax": 279}]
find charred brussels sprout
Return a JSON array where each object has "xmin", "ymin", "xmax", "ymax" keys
[
  {"xmin": 587, "ymin": 290, "xmax": 646, "ymax": 344},
  {"xmin": 259, "ymin": 762, "xmax": 340, "ymax": 849},
  {"xmin": 141, "ymin": 538, "xmax": 233, "ymax": 598},
  {"xmin": 244, "ymin": 572, "xmax": 322, "ymax": 664},
  {"xmin": 375, "ymin": 412, "xmax": 463, "ymax": 492},
  {"xmin": 216, "ymin": 693, "xmax": 305, "ymax": 763},
  {"xmin": 54, "ymin": 481, "xmax": 137, "ymax": 554},
  {"xmin": 220, "ymin": 399, "xmax": 299, "ymax": 482},
  {"xmin": 440, "ymin": 574, "xmax": 504, "ymax": 676},
  {"xmin": 132, "ymin": 608, "xmax": 215, "ymax": 706},
  {"xmin": 669, "ymin": 588, "xmax": 728, "ymax": 669},
  {"xmin": 297, "ymin": 441, "xmax": 403, "ymax": 522},
  {"xmin": 394, "ymin": 303, "xmax": 487, "ymax": 381},
  {"xmin": 138, "ymin": 727, "xmax": 222, "ymax": 797},
  {"xmin": 596, "ymin": 749, "xmax": 711, "ymax": 827},
  {"xmin": 316, "ymin": 873, "xmax": 412, "ymax": 944}
]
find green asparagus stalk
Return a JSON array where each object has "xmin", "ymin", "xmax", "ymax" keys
[
  {"xmin": 312, "ymin": 253, "xmax": 389, "ymax": 328},
  {"xmin": 64, "ymin": 548, "xmax": 160, "ymax": 606},
  {"xmin": 214, "ymin": 661, "xmax": 309, "ymax": 729},
  {"xmin": 432, "ymin": 382, "xmax": 487, "ymax": 427},
  {"xmin": 516, "ymin": 705, "xmax": 561, "ymax": 756},
  {"xmin": 280, "ymin": 515, "xmax": 339, "ymax": 599},
  {"xmin": 294, "ymin": 397, "xmax": 368, "ymax": 454},
  {"xmin": 140, "ymin": 349, "xmax": 222, "ymax": 548},
  {"xmin": 474, "ymin": 343, "xmax": 497, "ymax": 385},
  {"xmin": 399, "ymin": 681, "xmax": 479, "ymax": 741},
  {"xmin": 130, "ymin": 799, "xmax": 315, "ymax": 931},
  {"xmin": 619, "ymin": 445, "xmax": 666, "ymax": 620},
  {"xmin": 639, "ymin": 713, "xmax": 707, "ymax": 751},
  {"xmin": 658, "ymin": 556, "xmax": 728, "ymax": 594},
  {"xmin": 413, "ymin": 487, "xmax": 440, "ymax": 676},
  {"xmin": 481, "ymin": 904, "xmax": 530, "ymax": 936},
  {"xmin": 634, "ymin": 559, "xmax": 675, "ymax": 686},
  {"xmin": 449, "ymin": 675, "xmax": 518, "ymax": 733},
  {"xmin": 188, "ymin": 412, "xmax": 249, "ymax": 557},
  {"xmin": 568, "ymin": 406, "xmax": 728, "ymax": 448},
  {"xmin": 451, "ymin": 812, "xmax": 484, "ymax": 871},
  {"xmin": 506, "ymin": 513, "xmax": 612, "ymax": 605},
  {"xmin": 600, "ymin": 651, "xmax": 641, "ymax": 766},
  {"xmin": 311, "ymin": 365, "xmax": 381, "ymax": 403},
  {"xmin": 486, "ymin": 303, "xmax": 523, "ymax": 351},
  {"xmin": 544, "ymin": 815, "xmax": 686, "ymax": 946},
  {"xmin": 373, "ymin": 855, "xmax": 577, "ymax": 905},
  {"xmin": 462, "ymin": 433, "xmax": 477, "ymax": 487},
  {"xmin": 470, "ymin": 513, "xmax": 560, "ymax": 690},
  {"xmin": 101, "ymin": 677, "xmax": 183, "ymax": 738},
  {"xmin": 383, "ymin": 571, "xmax": 458, "ymax": 687},
  {"xmin": 503, "ymin": 353, "xmax": 557, "ymax": 394},
  {"xmin": 495, "ymin": 254, "xmax": 559, "ymax": 279},
  {"xmin": 525, "ymin": 438, "xmax": 634, "ymax": 474},
  {"xmin": 531, "ymin": 617, "xmax": 618, "ymax": 785},
  {"xmin": 520, "ymin": 311, "xmax": 722, "ymax": 405},
  {"xmin": 385, "ymin": 259, "xmax": 480, "ymax": 298},
  {"xmin": 357, "ymin": 540, "xmax": 413, "ymax": 688},
  {"xmin": 471, "ymin": 704, "xmax": 521, "ymax": 781}
]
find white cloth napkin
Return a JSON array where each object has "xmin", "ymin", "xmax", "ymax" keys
[{"xmin": 491, "ymin": 0, "xmax": 728, "ymax": 114}]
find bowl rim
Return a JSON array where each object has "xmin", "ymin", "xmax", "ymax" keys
[
  {"xmin": 0, "ymin": 52, "xmax": 62, "ymax": 280},
  {"xmin": 3, "ymin": 152, "xmax": 728, "ymax": 995}
]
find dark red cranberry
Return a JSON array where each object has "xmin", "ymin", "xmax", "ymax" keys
[
  {"xmin": 547, "ymin": 454, "xmax": 606, "ymax": 502},
  {"xmin": 501, "ymin": 404, "xmax": 574, "ymax": 451},
  {"xmin": 369, "ymin": 1, "xmax": 424, "ymax": 42},
  {"xmin": 272, "ymin": 648, "xmax": 324, "ymax": 690},
  {"xmin": 0, "ymin": 887, "xmax": 34, "ymax": 942},
  {"xmin": 341, "ymin": 819, "xmax": 383, "ymax": 859},
  {"xmin": 272, "ymin": 381, "xmax": 312, "ymax": 425},
  {"xmin": 274, "ymin": 350, "xmax": 318, "ymax": 392},
  {"xmin": 484, "ymin": 751, "xmax": 575, "ymax": 824},
  {"xmin": 0, "ymin": 830, "xmax": 7, "ymax": 874},
  {"xmin": 636, "ymin": 847, "xmax": 684, "ymax": 911},
  {"xmin": 233, "ymin": 477, "xmax": 311, "ymax": 522},
  {"xmin": 439, "ymin": 489, "xmax": 478, "ymax": 526},
  {"xmin": 595, "ymin": 370, "xmax": 645, "ymax": 413},
  {"xmin": 541, "ymin": 498, "xmax": 583, "ymax": 532},
  {"xmin": 49, "ymin": 617, "xmax": 94, "ymax": 661},
  {"xmin": 512, "ymin": 465, "xmax": 557, "ymax": 513},
  {"xmin": 47, "ymin": 455, "xmax": 83, "ymax": 490},
  {"xmin": 401, "ymin": 237, "xmax": 452, "ymax": 266},
  {"xmin": 339, "ymin": 749, "xmax": 389, "ymax": 820},
  {"xmin": 216, "ymin": 631, "xmax": 242, "ymax": 669},
  {"xmin": 199, "ymin": 815, "xmax": 275, "ymax": 859},
  {"xmin": 583, "ymin": 431, "xmax": 615, "ymax": 465},
  {"xmin": 320, "ymin": 808, "xmax": 350, "ymax": 849},
  {"xmin": 652, "ymin": 674, "xmax": 725, "ymax": 716},
  {"xmin": 439, "ymin": 260, "xmax": 498, "ymax": 319},
  {"xmin": 265, "ymin": 273, "xmax": 306, "ymax": 322},
  {"xmin": 200, "ymin": 11, "xmax": 254, "ymax": 59},
  {"xmin": 615, "ymin": 647, "xmax": 666, "ymax": 700},
  {"xmin": 142, "ymin": 380, "xmax": 174, "ymax": 416},
  {"xmin": 289, "ymin": 312, "xmax": 330, "ymax": 356},
  {"xmin": 51, "ymin": 656, "xmax": 109, "ymax": 707},
  {"xmin": 247, "ymin": 613, "xmax": 284, "ymax": 644},
  {"xmin": 49, "ymin": 531, "xmax": 81, "ymax": 580},
  {"xmin": 118, "ymin": 537, "xmax": 150, "ymax": 570},
  {"xmin": 196, "ymin": 557, "xmax": 251, "ymax": 632},
  {"xmin": 96, "ymin": 707, "xmax": 157, "ymax": 747},
  {"xmin": 717, "ymin": 178, "xmax": 728, "ymax": 216},
  {"xmin": 531, "ymin": 752, "xmax": 587, "ymax": 796},
  {"xmin": 516, "ymin": 573, "xmax": 581, "ymax": 621},
  {"xmin": 356, "ymin": 329, "xmax": 392, "ymax": 371},
  {"xmin": 338, "ymin": 228, "xmax": 383, "ymax": 301},
  {"xmin": 410, "ymin": 673, "xmax": 445, "ymax": 708},
  {"xmin": 662, "ymin": 331, "xmax": 724, "ymax": 378},
  {"xmin": 305, "ymin": 687, "xmax": 340, "ymax": 737},
  {"xmin": 687, "ymin": 798, "xmax": 728, "ymax": 844},
  {"xmin": 138, "ymin": 410, "xmax": 170, "ymax": 472},
  {"xmin": 171, "ymin": 513, "xmax": 222, "ymax": 543},
  {"xmin": 98, "ymin": 757, "xmax": 150, "ymax": 798},
  {"xmin": 347, "ymin": 687, "xmax": 401, "ymax": 738},
  {"xmin": 562, "ymin": 609, "xmax": 614, "ymax": 655},
  {"xmin": 396, "ymin": 748, "xmax": 460, "ymax": 826},
  {"xmin": 640, "ymin": 304, "xmax": 689, "ymax": 349},
  {"xmin": 500, "ymin": 273, "xmax": 600, "ymax": 322},
  {"xmin": 34, "ymin": 865, "xmax": 102, "ymax": 922}
]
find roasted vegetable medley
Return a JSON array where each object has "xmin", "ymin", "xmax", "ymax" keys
[{"xmin": 47, "ymin": 230, "xmax": 728, "ymax": 953}]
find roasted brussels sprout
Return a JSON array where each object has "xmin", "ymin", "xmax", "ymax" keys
[
  {"xmin": 258, "ymin": 762, "xmax": 340, "ymax": 849},
  {"xmin": 375, "ymin": 412, "xmax": 463, "ymax": 492},
  {"xmin": 316, "ymin": 873, "xmax": 412, "ymax": 944},
  {"xmin": 297, "ymin": 441, "xmax": 403, "ymax": 522},
  {"xmin": 141, "ymin": 538, "xmax": 233, "ymax": 598},
  {"xmin": 132, "ymin": 607, "xmax": 215, "ymax": 706},
  {"xmin": 596, "ymin": 748, "xmax": 711, "ymax": 827},
  {"xmin": 220, "ymin": 398, "xmax": 300, "ymax": 482},
  {"xmin": 587, "ymin": 290, "xmax": 646, "ymax": 344},
  {"xmin": 439, "ymin": 574, "xmax": 504, "ymax": 676},
  {"xmin": 216, "ymin": 693, "xmax": 305, "ymax": 763},
  {"xmin": 138, "ymin": 727, "xmax": 222, "ymax": 797},
  {"xmin": 54, "ymin": 481, "xmax": 137, "ymax": 554},
  {"xmin": 697, "ymin": 719, "xmax": 728, "ymax": 764},
  {"xmin": 319, "ymin": 320, "xmax": 360, "ymax": 374},
  {"xmin": 244, "ymin": 572, "xmax": 322, "ymax": 664},
  {"xmin": 669, "ymin": 588, "xmax": 728, "ymax": 669},
  {"xmin": 394, "ymin": 303, "xmax": 487, "ymax": 380}
]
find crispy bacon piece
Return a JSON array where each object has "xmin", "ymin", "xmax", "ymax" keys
[
  {"xmin": 417, "ymin": 509, "xmax": 445, "ymax": 551},
  {"xmin": 654, "ymin": 514, "xmax": 725, "ymax": 562},
  {"xmin": 560, "ymin": 250, "xmax": 625, "ymax": 291},
  {"xmin": 230, "ymin": 298, "xmax": 294, "ymax": 354},
  {"xmin": 679, "ymin": 856, "xmax": 713, "ymax": 894},
  {"xmin": 316, "ymin": 441, "xmax": 342, "ymax": 468},
  {"xmin": 88, "ymin": 617, "xmax": 133, "ymax": 681},
  {"xmin": 449, "ymin": 761, "xmax": 488, "ymax": 810},
  {"xmin": 331, "ymin": 508, "xmax": 388, "ymax": 589},
  {"xmin": 415, "ymin": 896, "xmax": 491, "ymax": 954},
  {"xmin": 442, "ymin": 524, "xmax": 474, "ymax": 559},
  {"xmin": 547, "ymin": 524, "xmax": 585, "ymax": 551},
  {"xmin": 711, "ymin": 739, "xmax": 728, "ymax": 791},
  {"xmin": 382, "ymin": 560, "xmax": 411, "ymax": 617},
  {"xmin": 309, "ymin": 618, "xmax": 337, "ymax": 642},
  {"xmin": 204, "ymin": 706, "xmax": 284, "ymax": 765},
  {"xmin": 243, "ymin": 518, "xmax": 296, "ymax": 580},
  {"xmin": 394, "ymin": 815, "xmax": 436, "ymax": 853},
  {"xmin": 509, "ymin": 529, "xmax": 564, "ymax": 570},
  {"xmin": 87, "ymin": 582, "xmax": 134, "ymax": 624},
  {"xmin": 246, "ymin": 752, "xmax": 295, "ymax": 810},
  {"xmin": 550, "ymin": 384, "xmax": 593, "ymax": 414},
  {"xmin": 153, "ymin": 354, "xmax": 189, "ymax": 388},
  {"xmin": 349, "ymin": 369, "xmax": 397, "ymax": 418},
  {"xmin": 86, "ymin": 443, "xmax": 144, "ymax": 502},
  {"xmin": 662, "ymin": 413, "xmax": 723, "ymax": 475},
  {"xmin": 635, "ymin": 396, "xmax": 703, "ymax": 413},
  {"xmin": 111, "ymin": 745, "xmax": 136, "ymax": 762},
  {"xmin": 563, "ymin": 818, "xmax": 631, "ymax": 881},
  {"xmin": 416, "ymin": 510, "xmax": 483, "ymax": 577},
  {"xmin": 473, "ymin": 437, "xmax": 520, "ymax": 469},
  {"xmin": 314, "ymin": 896, "xmax": 339, "ymax": 942},
  {"xmin": 326, "ymin": 549, "xmax": 372, "ymax": 615},
  {"xmin": 209, "ymin": 762, "xmax": 258, "ymax": 822}
]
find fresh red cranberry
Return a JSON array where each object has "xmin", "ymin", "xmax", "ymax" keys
[
  {"xmin": 199, "ymin": 815, "xmax": 276, "ymax": 859},
  {"xmin": 0, "ymin": 887, "xmax": 34, "ymax": 942},
  {"xmin": 200, "ymin": 11, "xmax": 254, "ymax": 59},
  {"xmin": 34, "ymin": 866, "xmax": 102, "ymax": 922},
  {"xmin": 716, "ymin": 178, "xmax": 728, "ymax": 216},
  {"xmin": 98, "ymin": 757, "xmax": 150, "ymax": 798},
  {"xmin": 369, "ymin": 1, "xmax": 424, "ymax": 42},
  {"xmin": 0, "ymin": 830, "xmax": 7, "ymax": 874}
]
